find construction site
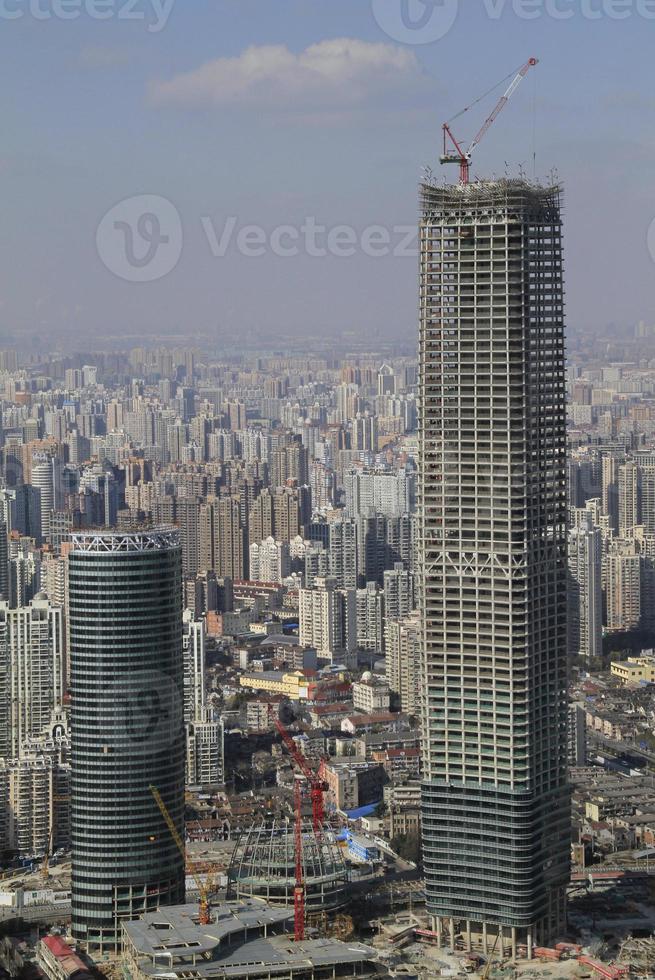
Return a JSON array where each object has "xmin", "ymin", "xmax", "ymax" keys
[{"xmin": 226, "ymin": 818, "xmax": 349, "ymax": 913}]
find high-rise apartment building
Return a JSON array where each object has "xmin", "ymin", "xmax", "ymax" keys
[
  {"xmin": 199, "ymin": 496, "xmax": 246, "ymax": 580},
  {"xmin": 327, "ymin": 516, "xmax": 358, "ymax": 590},
  {"xmin": 182, "ymin": 610, "xmax": 205, "ymax": 724},
  {"xmin": 618, "ymin": 461, "xmax": 640, "ymax": 538},
  {"xmin": 299, "ymin": 576, "xmax": 356, "ymax": 668},
  {"xmin": 640, "ymin": 463, "xmax": 655, "ymax": 534},
  {"xmin": 355, "ymin": 581, "xmax": 384, "ymax": 652},
  {"xmin": 419, "ymin": 179, "xmax": 569, "ymax": 953},
  {"xmin": 271, "ymin": 442, "xmax": 309, "ymax": 488},
  {"xmin": 31, "ymin": 453, "xmax": 56, "ymax": 543},
  {"xmin": 383, "ymin": 561, "xmax": 414, "ymax": 623},
  {"xmin": 351, "ymin": 412, "xmax": 378, "ymax": 453},
  {"xmin": 385, "ymin": 611, "xmax": 421, "ymax": 717},
  {"xmin": 601, "ymin": 454, "xmax": 622, "ymax": 534},
  {"xmin": 217, "ymin": 496, "xmax": 246, "ymax": 580},
  {"xmin": 0, "ymin": 595, "xmax": 65, "ymax": 758},
  {"xmin": 568, "ymin": 516, "xmax": 603, "ymax": 661},
  {"xmin": 69, "ymin": 529, "xmax": 185, "ymax": 952},
  {"xmin": 605, "ymin": 539, "xmax": 641, "ymax": 631},
  {"xmin": 249, "ymin": 537, "xmax": 290, "ymax": 583},
  {"xmin": 0, "ymin": 750, "xmax": 70, "ymax": 857}
]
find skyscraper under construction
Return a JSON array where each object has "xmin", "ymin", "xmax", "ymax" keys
[{"xmin": 418, "ymin": 178, "xmax": 569, "ymax": 954}]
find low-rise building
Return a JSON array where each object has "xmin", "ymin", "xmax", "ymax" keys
[
  {"xmin": 37, "ymin": 936, "xmax": 93, "ymax": 980},
  {"xmin": 354, "ymin": 729, "xmax": 420, "ymax": 759},
  {"xmin": 308, "ymin": 702, "xmax": 354, "ymax": 728},
  {"xmin": 611, "ymin": 654, "xmax": 655, "ymax": 685},
  {"xmin": 246, "ymin": 697, "xmax": 283, "ymax": 732},
  {"xmin": 323, "ymin": 759, "xmax": 384, "ymax": 812},
  {"xmin": 585, "ymin": 708, "xmax": 635, "ymax": 742},
  {"xmin": 352, "ymin": 675, "xmax": 390, "ymax": 714},
  {"xmin": 239, "ymin": 670, "xmax": 310, "ymax": 701},
  {"xmin": 371, "ymin": 746, "xmax": 420, "ymax": 779},
  {"xmin": 341, "ymin": 711, "xmax": 402, "ymax": 735},
  {"xmin": 121, "ymin": 901, "xmax": 381, "ymax": 980}
]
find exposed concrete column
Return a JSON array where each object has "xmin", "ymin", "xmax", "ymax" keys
[
  {"xmin": 450, "ymin": 917, "xmax": 456, "ymax": 948},
  {"xmin": 466, "ymin": 919, "xmax": 472, "ymax": 952},
  {"xmin": 482, "ymin": 921, "xmax": 488, "ymax": 955},
  {"xmin": 527, "ymin": 927, "xmax": 533, "ymax": 961},
  {"xmin": 511, "ymin": 927, "xmax": 517, "ymax": 960}
]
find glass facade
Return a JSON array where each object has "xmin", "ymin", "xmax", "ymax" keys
[{"xmin": 70, "ymin": 529, "xmax": 185, "ymax": 953}]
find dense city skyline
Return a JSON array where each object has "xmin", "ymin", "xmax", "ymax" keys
[{"xmin": 5, "ymin": 4, "xmax": 655, "ymax": 978}]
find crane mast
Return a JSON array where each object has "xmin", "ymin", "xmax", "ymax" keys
[
  {"xmin": 441, "ymin": 57, "xmax": 538, "ymax": 184},
  {"xmin": 274, "ymin": 717, "xmax": 328, "ymax": 830},
  {"xmin": 150, "ymin": 785, "xmax": 211, "ymax": 926},
  {"xmin": 293, "ymin": 778, "xmax": 305, "ymax": 942}
]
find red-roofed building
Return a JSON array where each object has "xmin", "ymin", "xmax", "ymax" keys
[
  {"xmin": 307, "ymin": 702, "xmax": 354, "ymax": 727},
  {"xmin": 38, "ymin": 936, "xmax": 93, "ymax": 980}
]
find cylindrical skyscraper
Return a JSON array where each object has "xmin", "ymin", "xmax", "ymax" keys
[
  {"xmin": 69, "ymin": 528, "xmax": 185, "ymax": 953},
  {"xmin": 419, "ymin": 180, "xmax": 569, "ymax": 954}
]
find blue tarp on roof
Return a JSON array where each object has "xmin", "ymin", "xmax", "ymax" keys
[{"xmin": 344, "ymin": 802, "xmax": 380, "ymax": 820}]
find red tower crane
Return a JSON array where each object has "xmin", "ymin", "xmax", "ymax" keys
[
  {"xmin": 274, "ymin": 717, "xmax": 328, "ymax": 831},
  {"xmin": 293, "ymin": 777, "xmax": 305, "ymax": 942},
  {"xmin": 440, "ymin": 57, "xmax": 539, "ymax": 184}
]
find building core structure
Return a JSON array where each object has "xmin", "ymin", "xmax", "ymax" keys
[
  {"xmin": 418, "ymin": 179, "xmax": 569, "ymax": 954},
  {"xmin": 69, "ymin": 528, "xmax": 185, "ymax": 952}
]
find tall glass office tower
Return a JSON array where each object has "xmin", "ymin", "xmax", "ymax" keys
[
  {"xmin": 418, "ymin": 180, "xmax": 569, "ymax": 955},
  {"xmin": 70, "ymin": 528, "xmax": 185, "ymax": 952}
]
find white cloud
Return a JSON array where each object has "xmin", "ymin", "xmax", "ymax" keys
[{"xmin": 148, "ymin": 38, "xmax": 424, "ymax": 112}]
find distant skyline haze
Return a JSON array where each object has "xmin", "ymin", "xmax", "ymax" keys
[{"xmin": 1, "ymin": 1, "xmax": 653, "ymax": 345}]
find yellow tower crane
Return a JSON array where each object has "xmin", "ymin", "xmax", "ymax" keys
[{"xmin": 149, "ymin": 785, "xmax": 211, "ymax": 925}]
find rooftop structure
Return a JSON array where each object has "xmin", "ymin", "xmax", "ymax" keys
[
  {"xmin": 121, "ymin": 901, "xmax": 379, "ymax": 980},
  {"xmin": 70, "ymin": 526, "xmax": 179, "ymax": 552}
]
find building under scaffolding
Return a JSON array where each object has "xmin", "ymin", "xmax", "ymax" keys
[
  {"xmin": 227, "ymin": 820, "xmax": 349, "ymax": 913},
  {"xmin": 419, "ymin": 178, "xmax": 570, "ymax": 953}
]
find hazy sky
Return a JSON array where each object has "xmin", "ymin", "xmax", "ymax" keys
[{"xmin": 1, "ymin": 0, "xmax": 654, "ymax": 348}]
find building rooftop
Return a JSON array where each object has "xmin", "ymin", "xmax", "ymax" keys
[
  {"xmin": 122, "ymin": 901, "xmax": 377, "ymax": 979},
  {"xmin": 123, "ymin": 900, "xmax": 292, "ymax": 958},
  {"xmin": 70, "ymin": 526, "xmax": 179, "ymax": 552}
]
